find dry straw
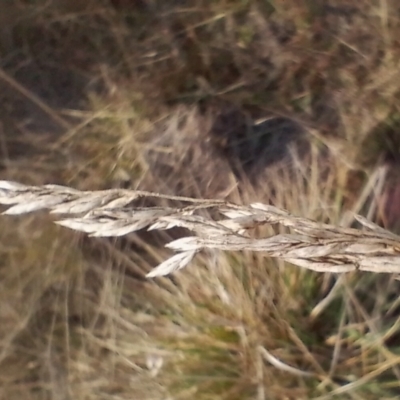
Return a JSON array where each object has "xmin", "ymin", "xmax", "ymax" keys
[{"xmin": 0, "ymin": 180, "xmax": 399, "ymax": 277}]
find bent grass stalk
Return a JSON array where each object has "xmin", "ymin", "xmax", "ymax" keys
[{"xmin": 0, "ymin": 180, "xmax": 399, "ymax": 277}]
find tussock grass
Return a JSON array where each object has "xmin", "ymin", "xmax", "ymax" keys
[
  {"xmin": 1, "ymin": 152, "xmax": 400, "ymax": 399},
  {"xmin": 2, "ymin": 1, "xmax": 400, "ymax": 399}
]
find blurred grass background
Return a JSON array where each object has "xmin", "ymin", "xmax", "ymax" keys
[{"xmin": 2, "ymin": 0, "xmax": 400, "ymax": 399}]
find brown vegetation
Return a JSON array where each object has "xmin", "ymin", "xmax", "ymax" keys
[{"xmin": 1, "ymin": 0, "xmax": 400, "ymax": 399}]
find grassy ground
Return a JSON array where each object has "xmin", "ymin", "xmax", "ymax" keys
[{"xmin": 2, "ymin": 0, "xmax": 400, "ymax": 399}]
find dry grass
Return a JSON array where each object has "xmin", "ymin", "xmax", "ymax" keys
[
  {"xmin": 2, "ymin": 1, "xmax": 400, "ymax": 399},
  {"xmin": 1, "ymin": 176, "xmax": 400, "ymax": 276}
]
